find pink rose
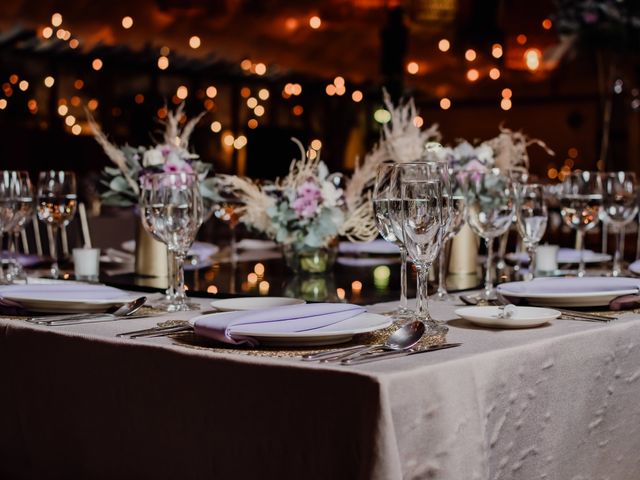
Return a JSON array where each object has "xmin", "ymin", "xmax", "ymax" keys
[
  {"xmin": 292, "ymin": 180, "xmax": 322, "ymax": 219},
  {"xmin": 163, "ymin": 159, "xmax": 194, "ymax": 174}
]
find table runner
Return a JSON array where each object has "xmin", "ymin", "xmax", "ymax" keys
[{"xmin": 2, "ymin": 294, "xmax": 640, "ymax": 479}]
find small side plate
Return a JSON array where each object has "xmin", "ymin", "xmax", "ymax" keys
[
  {"xmin": 209, "ymin": 297, "xmax": 306, "ymax": 312},
  {"xmin": 455, "ymin": 306, "xmax": 560, "ymax": 329}
]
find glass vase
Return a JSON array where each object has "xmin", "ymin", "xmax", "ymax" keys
[{"xmin": 282, "ymin": 238, "xmax": 338, "ymax": 274}]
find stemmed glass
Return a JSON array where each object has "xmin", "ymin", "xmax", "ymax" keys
[
  {"xmin": 515, "ymin": 184, "xmax": 548, "ymax": 279},
  {"xmin": 395, "ymin": 162, "xmax": 445, "ymax": 331},
  {"xmin": 602, "ymin": 172, "xmax": 638, "ymax": 276},
  {"xmin": 372, "ymin": 162, "xmax": 411, "ymax": 319},
  {"xmin": 142, "ymin": 172, "xmax": 204, "ymax": 312},
  {"xmin": 36, "ymin": 171, "xmax": 77, "ymax": 279},
  {"xmin": 560, "ymin": 171, "xmax": 603, "ymax": 277},
  {"xmin": 3, "ymin": 172, "xmax": 33, "ymax": 282},
  {"xmin": 463, "ymin": 169, "xmax": 515, "ymax": 300},
  {"xmin": 0, "ymin": 172, "xmax": 19, "ymax": 284}
]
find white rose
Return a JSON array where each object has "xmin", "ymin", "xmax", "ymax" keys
[
  {"xmin": 142, "ymin": 149, "xmax": 164, "ymax": 167},
  {"xmin": 475, "ymin": 143, "xmax": 494, "ymax": 165}
]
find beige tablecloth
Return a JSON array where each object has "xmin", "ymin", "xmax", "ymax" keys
[{"xmin": 2, "ymin": 296, "xmax": 640, "ymax": 479}]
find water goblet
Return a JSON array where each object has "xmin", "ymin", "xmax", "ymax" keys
[
  {"xmin": 602, "ymin": 171, "xmax": 638, "ymax": 276},
  {"xmin": 0, "ymin": 172, "xmax": 20, "ymax": 284},
  {"xmin": 515, "ymin": 184, "xmax": 548, "ymax": 279},
  {"xmin": 560, "ymin": 171, "xmax": 603, "ymax": 277},
  {"xmin": 463, "ymin": 169, "xmax": 515, "ymax": 300},
  {"xmin": 145, "ymin": 172, "xmax": 204, "ymax": 312},
  {"xmin": 372, "ymin": 162, "xmax": 411, "ymax": 319},
  {"xmin": 36, "ymin": 171, "xmax": 77, "ymax": 279},
  {"xmin": 4, "ymin": 172, "xmax": 33, "ymax": 282}
]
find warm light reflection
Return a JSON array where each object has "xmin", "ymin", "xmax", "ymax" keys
[
  {"xmin": 351, "ymin": 281, "xmax": 362, "ymax": 294},
  {"xmin": 254, "ymin": 263, "xmax": 265, "ymax": 276},
  {"xmin": 438, "ymin": 39, "xmax": 450, "ymax": 52},
  {"xmin": 207, "ymin": 285, "xmax": 218, "ymax": 294},
  {"xmin": 336, "ymin": 288, "xmax": 346, "ymax": 300},
  {"xmin": 122, "ymin": 16, "xmax": 133, "ymax": 29},
  {"xmin": 248, "ymin": 272, "xmax": 258, "ymax": 284},
  {"xmin": 259, "ymin": 281, "xmax": 270, "ymax": 295}
]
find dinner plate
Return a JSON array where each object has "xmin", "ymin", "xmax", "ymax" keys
[
  {"xmin": 455, "ymin": 306, "xmax": 559, "ymax": 329},
  {"xmin": 121, "ymin": 240, "xmax": 220, "ymax": 258},
  {"xmin": 497, "ymin": 277, "xmax": 640, "ymax": 307},
  {"xmin": 0, "ymin": 284, "xmax": 138, "ymax": 313},
  {"xmin": 210, "ymin": 296, "xmax": 306, "ymax": 312},
  {"xmin": 506, "ymin": 248, "xmax": 612, "ymax": 265},
  {"xmin": 236, "ymin": 239, "xmax": 278, "ymax": 250},
  {"xmin": 190, "ymin": 311, "xmax": 391, "ymax": 346},
  {"xmin": 629, "ymin": 260, "xmax": 640, "ymax": 276},
  {"xmin": 338, "ymin": 240, "xmax": 399, "ymax": 255}
]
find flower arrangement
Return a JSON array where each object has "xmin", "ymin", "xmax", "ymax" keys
[
  {"xmin": 89, "ymin": 104, "xmax": 215, "ymax": 207},
  {"xmin": 215, "ymin": 139, "xmax": 378, "ymax": 251}
]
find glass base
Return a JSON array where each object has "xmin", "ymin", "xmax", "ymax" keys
[
  {"xmin": 381, "ymin": 306, "xmax": 414, "ymax": 322},
  {"xmin": 154, "ymin": 300, "xmax": 201, "ymax": 312},
  {"xmin": 431, "ymin": 289, "xmax": 458, "ymax": 302}
]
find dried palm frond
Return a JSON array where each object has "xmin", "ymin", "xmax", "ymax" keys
[
  {"xmin": 338, "ymin": 194, "xmax": 379, "ymax": 242},
  {"xmin": 162, "ymin": 103, "xmax": 206, "ymax": 149},
  {"xmin": 279, "ymin": 138, "xmax": 322, "ymax": 190},
  {"xmin": 215, "ymin": 174, "xmax": 276, "ymax": 235},
  {"xmin": 344, "ymin": 141, "xmax": 387, "ymax": 212},
  {"xmin": 488, "ymin": 125, "xmax": 555, "ymax": 172}
]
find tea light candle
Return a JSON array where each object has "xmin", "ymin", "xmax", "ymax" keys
[
  {"xmin": 536, "ymin": 244, "xmax": 559, "ymax": 272},
  {"xmin": 73, "ymin": 247, "xmax": 100, "ymax": 282}
]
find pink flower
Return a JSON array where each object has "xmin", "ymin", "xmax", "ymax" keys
[
  {"xmin": 163, "ymin": 159, "xmax": 194, "ymax": 174},
  {"xmin": 292, "ymin": 180, "xmax": 322, "ymax": 218},
  {"xmin": 582, "ymin": 11, "xmax": 599, "ymax": 24}
]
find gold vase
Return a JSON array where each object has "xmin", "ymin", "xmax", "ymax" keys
[
  {"xmin": 134, "ymin": 218, "xmax": 168, "ymax": 277},
  {"xmin": 448, "ymin": 223, "xmax": 479, "ymax": 276}
]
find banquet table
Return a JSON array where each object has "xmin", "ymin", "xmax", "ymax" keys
[{"xmin": 2, "ymin": 292, "xmax": 640, "ymax": 480}]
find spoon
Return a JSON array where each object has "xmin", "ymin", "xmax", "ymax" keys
[
  {"xmin": 28, "ymin": 296, "xmax": 148, "ymax": 325},
  {"xmin": 302, "ymin": 321, "xmax": 426, "ymax": 363}
]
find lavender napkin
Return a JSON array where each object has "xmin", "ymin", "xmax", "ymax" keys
[{"xmin": 193, "ymin": 303, "xmax": 366, "ymax": 346}]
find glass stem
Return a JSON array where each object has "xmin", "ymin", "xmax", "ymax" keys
[
  {"xmin": 577, "ymin": 230, "xmax": 586, "ymax": 277},
  {"xmin": 173, "ymin": 252, "xmax": 186, "ymax": 304},
  {"xmin": 50, "ymin": 224, "xmax": 59, "ymax": 279},
  {"xmin": 399, "ymin": 245, "xmax": 408, "ymax": 311},
  {"xmin": 416, "ymin": 263, "xmax": 431, "ymax": 321},
  {"xmin": 436, "ymin": 237, "xmax": 448, "ymax": 297},
  {"xmin": 613, "ymin": 226, "xmax": 624, "ymax": 277},
  {"xmin": 166, "ymin": 250, "xmax": 176, "ymax": 300},
  {"xmin": 528, "ymin": 245, "xmax": 537, "ymax": 280},
  {"xmin": 484, "ymin": 237, "xmax": 494, "ymax": 299}
]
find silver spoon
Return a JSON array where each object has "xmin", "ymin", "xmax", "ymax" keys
[
  {"xmin": 28, "ymin": 296, "xmax": 147, "ymax": 325},
  {"xmin": 302, "ymin": 321, "xmax": 426, "ymax": 363}
]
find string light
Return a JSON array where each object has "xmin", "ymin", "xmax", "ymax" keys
[
  {"xmin": 465, "ymin": 49, "xmax": 477, "ymax": 61},
  {"xmin": 501, "ymin": 98, "xmax": 512, "ymax": 110},
  {"xmin": 247, "ymin": 119, "xmax": 258, "ymax": 129},
  {"xmin": 206, "ymin": 86, "xmax": 217, "ymax": 98},
  {"xmin": 44, "ymin": 76, "xmax": 55, "ymax": 87},
  {"xmin": 440, "ymin": 98, "xmax": 451, "ymax": 110},
  {"xmin": 65, "ymin": 115, "xmax": 76, "ymax": 126},
  {"xmin": 407, "ymin": 62, "xmax": 419, "ymax": 74},
  {"xmin": 438, "ymin": 39, "xmax": 450, "ymax": 52},
  {"xmin": 309, "ymin": 16, "xmax": 321, "ymax": 29},
  {"xmin": 489, "ymin": 68, "xmax": 500, "ymax": 80},
  {"xmin": 134, "ymin": 94, "xmax": 144, "ymax": 104},
  {"xmin": 310, "ymin": 139, "xmax": 322, "ymax": 150},
  {"xmin": 210, "ymin": 121, "xmax": 222, "ymax": 133},
  {"xmin": 9, "ymin": 75, "xmax": 18, "ymax": 84},
  {"xmin": 254, "ymin": 105, "xmax": 265, "ymax": 117},
  {"xmin": 240, "ymin": 87, "xmax": 251, "ymax": 98},
  {"xmin": 51, "ymin": 13, "xmax": 63, "ymax": 27},
  {"xmin": 57, "ymin": 105, "xmax": 68, "ymax": 116},
  {"xmin": 70, "ymin": 96, "xmax": 81, "ymax": 106},
  {"xmin": 92, "ymin": 58, "xmax": 103, "ymax": 71},
  {"xmin": 336, "ymin": 288, "xmax": 346, "ymax": 300},
  {"xmin": 240, "ymin": 59, "xmax": 252, "ymax": 71},
  {"xmin": 42, "ymin": 27, "xmax": 53, "ymax": 39},
  {"xmin": 71, "ymin": 124, "xmax": 82, "ymax": 135},
  {"xmin": 351, "ymin": 90, "xmax": 363, "ymax": 102},
  {"xmin": 413, "ymin": 116, "xmax": 424, "ymax": 127},
  {"xmin": 374, "ymin": 109, "xmax": 391, "ymax": 124},
  {"xmin": 492, "ymin": 44, "xmax": 503, "ymax": 59},
  {"xmin": 18, "ymin": 80, "xmax": 29, "ymax": 91},
  {"xmin": 189, "ymin": 36, "xmax": 201, "ymax": 49},
  {"xmin": 0, "ymin": 99, "xmax": 7, "ymax": 110},
  {"xmin": 160, "ymin": 46, "xmax": 170, "ymax": 56},
  {"xmin": 351, "ymin": 281, "xmax": 362, "ymax": 294},
  {"xmin": 517, "ymin": 34, "xmax": 527, "ymax": 45},
  {"xmin": 176, "ymin": 85, "xmax": 188, "ymax": 99},
  {"xmin": 259, "ymin": 281, "xmax": 269, "ymax": 295},
  {"xmin": 74, "ymin": 79, "xmax": 84, "ymax": 89},
  {"xmin": 233, "ymin": 135, "xmax": 247, "ymax": 149},
  {"xmin": 223, "ymin": 134, "xmax": 235, "ymax": 146},
  {"xmin": 258, "ymin": 88, "xmax": 269, "ymax": 100},
  {"xmin": 466, "ymin": 69, "xmax": 479, "ymax": 81},
  {"xmin": 524, "ymin": 48, "xmax": 541, "ymax": 71},
  {"xmin": 247, "ymin": 97, "xmax": 258, "ymax": 109},
  {"xmin": 207, "ymin": 285, "xmax": 218, "ymax": 294},
  {"xmin": 121, "ymin": 16, "xmax": 133, "ymax": 29},
  {"xmin": 157, "ymin": 56, "xmax": 169, "ymax": 70},
  {"xmin": 326, "ymin": 84, "xmax": 336, "ymax": 96},
  {"xmin": 254, "ymin": 63, "xmax": 266, "ymax": 75},
  {"xmin": 542, "ymin": 18, "xmax": 552, "ymax": 30},
  {"xmin": 502, "ymin": 88, "xmax": 512, "ymax": 99},
  {"xmin": 69, "ymin": 39, "xmax": 79, "ymax": 49},
  {"xmin": 87, "ymin": 99, "xmax": 99, "ymax": 110}
]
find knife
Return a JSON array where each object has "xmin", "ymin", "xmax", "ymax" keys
[{"xmin": 341, "ymin": 343, "xmax": 462, "ymax": 365}]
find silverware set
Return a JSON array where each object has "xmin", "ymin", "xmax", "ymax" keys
[
  {"xmin": 302, "ymin": 342, "xmax": 462, "ymax": 365},
  {"xmin": 26, "ymin": 296, "xmax": 149, "ymax": 326},
  {"xmin": 116, "ymin": 322, "xmax": 192, "ymax": 338}
]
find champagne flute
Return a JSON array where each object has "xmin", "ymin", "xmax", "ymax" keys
[
  {"xmin": 0, "ymin": 172, "xmax": 19, "ymax": 284},
  {"xmin": 602, "ymin": 172, "xmax": 638, "ymax": 276},
  {"xmin": 463, "ymin": 169, "xmax": 515, "ymax": 300},
  {"xmin": 394, "ymin": 162, "xmax": 446, "ymax": 330},
  {"xmin": 560, "ymin": 171, "xmax": 603, "ymax": 277},
  {"xmin": 146, "ymin": 172, "xmax": 204, "ymax": 311},
  {"xmin": 36, "ymin": 171, "xmax": 77, "ymax": 279},
  {"xmin": 372, "ymin": 162, "xmax": 411, "ymax": 319},
  {"xmin": 515, "ymin": 184, "xmax": 548, "ymax": 279},
  {"xmin": 3, "ymin": 172, "xmax": 33, "ymax": 282}
]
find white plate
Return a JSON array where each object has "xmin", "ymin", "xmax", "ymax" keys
[
  {"xmin": 455, "ymin": 306, "xmax": 559, "ymax": 328},
  {"xmin": 629, "ymin": 260, "xmax": 640, "ymax": 276},
  {"xmin": 497, "ymin": 277, "xmax": 640, "ymax": 307},
  {"xmin": 506, "ymin": 248, "xmax": 611, "ymax": 265},
  {"xmin": 210, "ymin": 297, "xmax": 306, "ymax": 312},
  {"xmin": 337, "ymin": 257, "xmax": 399, "ymax": 267},
  {"xmin": 121, "ymin": 240, "xmax": 219, "ymax": 258},
  {"xmin": 190, "ymin": 311, "xmax": 391, "ymax": 346},
  {"xmin": 236, "ymin": 239, "xmax": 278, "ymax": 250},
  {"xmin": 339, "ymin": 240, "xmax": 399, "ymax": 255},
  {"xmin": 0, "ymin": 284, "xmax": 138, "ymax": 313}
]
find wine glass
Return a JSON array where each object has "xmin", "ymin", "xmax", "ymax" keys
[
  {"xmin": 560, "ymin": 171, "xmax": 603, "ymax": 277},
  {"xmin": 0, "ymin": 172, "xmax": 20, "ymax": 284},
  {"xmin": 394, "ymin": 162, "xmax": 446, "ymax": 330},
  {"xmin": 145, "ymin": 172, "xmax": 204, "ymax": 312},
  {"xmin": 463, "ymin": 169, "xmax": 515, "ymax": 300},
  {"xmin": 36, "ymin": 171, "xmax": 77, "ymax": 279},
  {"xmin": 372, "ymin": 162, "xmax": 411, "ymax": 319},
  {"xmin": 602, "ymin": 171, "xmax": 638, "ymax": 276},
  {"xmin": 3, "ymin": 172, "xmax": 33, "ymax": 282},
  {"xmin": 515, "ymin": 184, "xmax": 548, "ymax": 279}
]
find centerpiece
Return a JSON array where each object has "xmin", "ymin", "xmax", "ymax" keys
[
  {"xmin": 90, "ymin": 104, "xmax": 216, "ymax": 277},
  {"xmin": 215, "ymin": 139, "xmax": 379, "ymax": 273}
]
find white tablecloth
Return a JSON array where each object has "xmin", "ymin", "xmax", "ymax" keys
[{"xmin": 2, "ymin": 294, "xmax": 640, "ymax": 479}]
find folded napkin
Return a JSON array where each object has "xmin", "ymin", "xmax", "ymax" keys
[{"xmin": 193, "ymin": 303, "xmax": 366, "ymax": 346}]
